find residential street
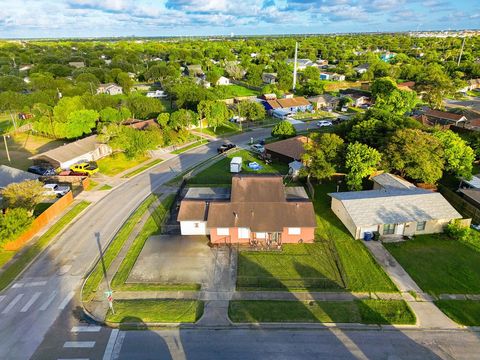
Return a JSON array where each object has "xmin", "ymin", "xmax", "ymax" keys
[{"xmin": 0, "ymin": 124, "xmax": 309, "ymax": 360}]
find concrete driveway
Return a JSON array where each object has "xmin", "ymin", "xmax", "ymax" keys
[{"xmin": 128, "ymin": 235, "xmax": 215, "ymax": 285}]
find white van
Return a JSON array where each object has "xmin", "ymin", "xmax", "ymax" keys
[{"xmin": 230, "ymin": 157, "xmax": 242, "ymax": 173}]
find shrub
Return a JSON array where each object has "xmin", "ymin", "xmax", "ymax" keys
[
  {"xmin": 0, "ymin": 208, "xmax": 33, "ymax": 247},
  {"xmin": 271, "ymin": 120, "xmax": 296, "ymax": 139}
]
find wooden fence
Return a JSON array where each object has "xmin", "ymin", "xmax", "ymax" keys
[
  {"xmin": 4, "ymin": 191, "xmax": 74, "ymax": 251},
  {"xmin": 439, "ymin": 185, "xmax": 480, "ymax": 224}
]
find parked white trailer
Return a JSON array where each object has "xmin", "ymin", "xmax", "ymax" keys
[{"xmin": 230, "ymin": 157, "xmax": 242, "ymax": 173}]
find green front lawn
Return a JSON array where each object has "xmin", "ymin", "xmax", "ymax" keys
[
  {"xmin": 188, "ymin": 150, "xmax": 289, "ymax": 185},
  {"xmin": 97, "ymin": 153, "xmax": 150, "ymax": 176},
  {"xmin": 313, "ymin": 183, "xmax": 397, "ymax": 292},
  {"xmin": 201, "ymin": 123, "xmax": 241, "ymax": 137},
  {"xmin": 210, "ymin": 84, "xmax": 259, "ymax": 99},
  {"xmin": 229, "ymin": 300, "xmax": 415, "ymax": 325},
  {"xmin": 106, "ymin": 300, "xmax": 204, "ymax": 324},
  {"xmin": 385, "ymin": 235, "xmax": 480, "ymax": 295},
  {"xmin": 435, "ymin": 300, "xmax": 480, "ymax": 326},
  {"xmin": 237, "ymin": 243, "xmax": 344, "ymax": 291}
]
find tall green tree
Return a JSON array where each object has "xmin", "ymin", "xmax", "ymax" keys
[
  {"xmin": 271, "ymin": 120, "xmax": 296, "ymax": 139},
  {"xmin": 345, "ymin": 142, "xmax": 381, "ymax": 191},
  {"xmin": 433, "ymin": 130, "xmax": 474, "ymax": 180},
  {"xmin": 384, "ymin": 129, "xmax": 444, "ymax": 184},
  {"xmin": 1, "ymin": 180, "xmax": 45, "ymax": 213},
  {"xmin": 371, "ymin": 77, "xmax": 418, "ymax": 114},
  {"xmin": 0, "ymin": 208, "xmax": 33, "ymax": 247},
  {"xmin": 302, "ymin": 133, "xmax": 344, "ymax": 181},
  {"xmin": 168, "ymin": 109, "xmax": 198, "ymax": 130},
  {"xmin": 236, "ymin": 101, "xmax": 266, "ymax": 121}
]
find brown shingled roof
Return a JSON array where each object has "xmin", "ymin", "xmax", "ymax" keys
[
  {"xmin": 266, "ymin": 97, "xmax": 310, "ymax": 109},
  {"xmin": 265, "ymin": 135, "xmax": 308, "ymax": 161},
  {"xmin": 231, "ymin": 174, "xmax": 285, "ymax": 202},
  {"xmin": 425, "ymin": 109, "xmax": 466, "ymax": 122},
  {"xmin": 177, "ymin": 200, "xmax": 207, "ymax": 221}
]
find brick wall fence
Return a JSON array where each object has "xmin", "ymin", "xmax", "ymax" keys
[{"xmin": 3, "ymin": 191, "xmax": 74, "ymax": 251}]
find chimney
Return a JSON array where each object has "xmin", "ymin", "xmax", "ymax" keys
[{"xmin": 233, "ymin": 212, "xmax": 238, "ymax": 219}]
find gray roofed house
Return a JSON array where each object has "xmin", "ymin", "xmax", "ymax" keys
[
  {"xmin": 329, "ymin": 175, "xmax": 462, "ymax": 240},
  {"xmin": 371, "ymin": 173, "xmax": 417, "ymax": 191},
  {"xmin": 0, "ymin": 165, "xmax": 39, "ymax": 189},
  {"xmin": 29, "ymin": 135, "xmax": 112, "ymax": 170}
]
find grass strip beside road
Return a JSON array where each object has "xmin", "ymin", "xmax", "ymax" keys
[
  {"xmin": 111, "ymin": 195, "xmax": 195, "ymax": 291},
  {"xmin": 82, "ymin": 195, "xmax": 157, "ymax": 301},
  {"xmin": 0, "ymin": 201, "xmax": 90, "ymax": 291},
  {"xmin": 229, "ymin": 300, "xmax": 415, "ymax": 325},
  {"xmin": 171, "ymin": 139, "xmax": 208, "ymax": 155},
  {"xmin": 122, "ymin": 159, "xmax": 163, "ymax": 179},
  {"xmin": 97, "ymin": 153, "xmax": 150, "ymax": 176},
  {"xmin": 435, "ymin": 300, "xmax": 480, "ymax": 326},
  {"xmin": 106, "ymin": 299, "xmax": 204, "ymax": 324}
]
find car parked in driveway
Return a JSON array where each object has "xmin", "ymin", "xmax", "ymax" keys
[
  {"xmin": 316, "ymin": 120, "xmax": 333, "ymax": 127},
  {"xmin": 250, "ymin": 144, "xmax": 265, "ymax": 154},
  {"xmin": 217, "ymin": 143, "xmax": 236, "ymax": 154},
  {"xmin": 28, "ymin": 165, "xmax": 56, "ymax": 176},
  {"xmin": 70, "ymin": 162, "xmax": 98, "ymax": 176},
  {"xmin": 43, "ymin": 183, "xmax": 70, "ymax": 197}
]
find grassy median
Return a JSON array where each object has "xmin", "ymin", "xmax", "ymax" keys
[
  {"xmin": 229, "ymin": 300, "xmax": 415, "ymax": 325},
  {"xmin": 435, "ymin": 300, "xmax": 480, "ymax": 326},
  {"xmin": 0, "ymin": 201, "xmax": 90, "ymax": 291}
]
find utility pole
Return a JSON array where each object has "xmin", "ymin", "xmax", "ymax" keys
[
  {"xmin": 3, "ymin": 135, "xmax": 11, "ymax": 163},
  {"xmin": 292, "ymin": 42, "xmax": 298, "ymax": 92},
  {"xmin": 457, "ymin": 37, "xmax": 466, "ymax": 66}
]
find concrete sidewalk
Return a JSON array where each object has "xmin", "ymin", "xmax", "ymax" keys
[{"xmin": 364, "ymin": 241, "xmax": 460, "ymax": 329}]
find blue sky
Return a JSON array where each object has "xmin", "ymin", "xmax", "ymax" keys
[{"xmin": 0, "ymin": 0, "xmax": 478, "ymax": 38}]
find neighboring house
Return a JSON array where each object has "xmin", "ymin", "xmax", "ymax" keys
[
  {"xmin": 329, "ymin": 173, "xmax": 463, "ymax": 240},
  {"xmin": 265, "ymin": 135, "xmax": 309, "ymax": 163},
  {"xmin": 397, "ymin": 81, "xmax": 416, "ymax": 91},
  {"xmin": 354, "ymin": 63, "xmax": 370, "ymax": 74},
  {"xmin": 320, "ymin": 72, "xmax": 345, "ymax": 81},
  {"xmin": 423, "ymin": 109, "xmax": 467, "ymax": 127},
  {"xmin": 262, "ymin": 72, "xmax": 277, "ymax": 84},
  {"xmin": 216, "ymin": 76, "xmax": 231, "ymax": 86},
  {"xmin": 146, "ymin": 90, "xmax": 167, "ymax": 98},
  {"xmin": 340, "ymin": 91, "xmax": 369, "ymax": 107},
  {"xmin": 194, "ymin": 77, "xmax": 211, "ymax": 88},
  {"xmin": 459, "ymin": 79, "xmax": 480, "ymax": 92},
  {"xmin": 96, "ymin": 83, "xmax": 123, "ymax": 95},
  {"xmin": 123, "ymin": 119, "xmax": 158, "ymax": 130},
  {"xmin": 286, "ymin": 58, "xmax": 314, "ymax": 70},
  {"xmin": 177, "ymin": 175, "xmax": 317, "ymax": 245},
  {"xmin": 68, "ymin": 61, "xmax": 85, "ymax": 68},
  {"xmin": 29, "ymin": 135, "xmax": 112, "ymax": 170},
  {"xmin": 308, "ymin": 94, "xmax": 340, "ymax": 110},
  {"xmin": 187, "ymin": 64, "xmax": 204, "ymax": 77},
  {"xmin": 263, "ymin": 96, "xmax": 312, "ymax": 115},
  {"xmin": 0, "ymin": 165, "xmax": 39, "ymax": 190}
]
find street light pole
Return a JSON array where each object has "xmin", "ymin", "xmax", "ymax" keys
[
  {"xmin": 3, "ymin": 135, "xmax": 11, "ymax": 163},
  {"xmin": 95, "ymin": 232, "xmax": 114, "ymax": 314}
]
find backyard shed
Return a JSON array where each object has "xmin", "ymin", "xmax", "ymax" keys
[{"xmin": 230, "ymin": 157, "xmax": 242, "ymax": 173}]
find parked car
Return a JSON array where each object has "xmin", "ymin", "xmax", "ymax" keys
[
  {"xmin": 27, "ymin": 165, "xmax": 55, "ymax": 176},
  {"xmin": 250, "ymin": 144, "xmax": 265, "ymax": 154},
  {"xmin": 229, "ymin": 116, "xmax": 245, "ymax": 123},
  {"xmin": 316, "ymin": 120, "xmax": 333, "ymax": 127},
  {"xmin": 70, "ymin": 162, "xmax": 99, "ymax": 176},
  {"xmin": 217, "ymin": 143, "xmax": 236, "ymax": 154},
  {"xmin": 43, "ymin": 183, "xmax": 70, "ymax": 197}
]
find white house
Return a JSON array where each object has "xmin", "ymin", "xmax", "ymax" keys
[
  {"xmin": 146, "ymin": 90, "xmax": 167, "ymax": 98},
  {"xmin": 216, "ymin": 76, "xmax": 231, "ymax": 86},
  {"xmin": 329, "ymin": 174, "xmax": 463, "ymax": 240},
  {"xmin": 97, "ymin": 83, "xmax": 123, "ymax": 95}
]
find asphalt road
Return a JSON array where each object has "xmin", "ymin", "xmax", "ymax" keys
[
  {"xmin": 118, "ymin": 328, "xmax": 480, "ymax": 360},
  {"xmin": 0, "ymin": 124, "xmax": 312, "ymax": 360}
]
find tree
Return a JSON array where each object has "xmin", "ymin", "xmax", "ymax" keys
[
  {"xmin": 371, "ymin": 77, "xmax": 417, "ymax": 115},
  {"xmin": 0, "ymin": 208, "xmax": 33, "ymax": 247},
  {"xmin": 197, "ymin": 100, "xmax": 230, "ymax": 131},
  {"xmin": 302, "ymin": 66, "xmax": 320, "ymax": 83},
  {"xmin": 55, "ymin": 109, "xmax": 98, "ymax": 139},
  {"xmin": 302, "ymin": 133, "xmax": 344, "ymax": 181},
  {"xmin": 225, "ymin": 62, "xmax": 244, "ymax": 80},
  {"xmin": 0, "ymin": 75, "xmax": 26, "ymax": 92},
  {"xmin": 434, "ymin": 130, "xmax": 474, "ymax": 180},
  {"xmin": 236, "ymin": 101, "xmax": 266, "ymax": 121},
  {"xmin": 168, "ymin": 109, "xmax": 198, "ymax": 130},
  {"xmin": 125, "ymin": 93, "xmax": 164, "ymax": 119},
  {"xmin": 345, "ymin": 142, "xmax": 382, "ymax": 191},
  {"xmin": 384, "ymin": 129, "xmax": 444, "ymax": 184},
  {"xmin": 271, "ymin": 120, "xmax": 296, "ymax": 139},
  {"xmin": 116, "ymin": 72, "xmax": 133, "ymax": 94},
  {"xmin": 416, "ymin": 64, "xmax": 455, "ymax": 109},
  {"xmin": 205, "ymin": 66, "xmax": 224, "ymax": 85},
  {"xmin": 1, "ymin": 180, "xmax": 45, "ymax": 213},
  {"xmin": 99, "ymin": 107, "xmax": 131, "ymax": 123}
]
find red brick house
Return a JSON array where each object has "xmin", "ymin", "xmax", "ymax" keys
[{"xmin": 177, "ymin": 175, "xmax": 317, "ymax": 245}]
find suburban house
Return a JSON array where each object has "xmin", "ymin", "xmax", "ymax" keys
[
  {"xmin": 320, "ymin": 72, "xmax": 345, "ymax": 81},
  {"xmin": 286, "ymin": 58, "xmax": 314, "ymax": 70},
  {"xmin": 263, "ymin": 96, "xmax": 312, "ymax": 117},
  {"xmin": 397, "ymin": 81, "xmax": 416, "ymax": 91},
  {"xmin": 354, "ymin": 63, "xmax": 370, "ymax": 74},
  {"xmin": 0, "ymin": 165, "xmax": 39, "ymax": 190},
  {"xmin": 459, "ymin": 78, "xmax": 480, "ymax": 92},
  {"xmin": 308, "ymin": 94, "xmax": 340, "ymax": 110},
  {"xmin": 30, "ymin": 135, "xmax": 112, "ymax": 170},
  {"xmin": 68, "ymin": 61, "xmax": 85, "ymax": 68},
  {"xmin": 265, "ymin": 135, "xmax": 308, "ymax": 163},
  {"xmin": 422, "ymin": 109, "xmax": 467, "ymax": 127},
  {"xmin": 341, "ymin": 91, "xmax": 370, "ymax": 107},
  {"xmin": 216, "ymin": 76, "xmax": 231, "ymax": 86},
  {"xmin": 329, "ymin": 173, "xmax": 463, "ymax": 240},
  {"xmin": 96, "ymin": 83, "xmax": 123, "ymax": 95},
  {"xmin": 262, "ymin": 72, "xmax": 277, "ymax": 84},
  {"xmin": 186, "ymin": 64, "xmax": 204, "ymax": 77},
  {"xmin": 146, "ymin": 90, "xmax": 167, "ymax": 98},
  {"xmin": 177, "ymin": 175, "xmax": 317, "ymax": 245},
  {"xmin": 194, "ymin": 77, "xmax": 211, "ymax": 88}
]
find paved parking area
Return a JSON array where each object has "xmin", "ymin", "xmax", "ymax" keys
[{"xmin": 128, "ymin": 235, "xmax": 215, "ymax": 285}]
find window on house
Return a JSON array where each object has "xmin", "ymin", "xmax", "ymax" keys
[
  {"xmin": 383, "ymin": 223, "xmax": 395, "ymax": 235},
  {"xmin": 416, "ymin": 221, "xmax": 426, "ymax": 231},
  {"xmin": 217, "ymin": 228, "xmax": 229, "ymax": 236},
  {"xmin": 238, "ymin": 227, "xmax": 250, "ymax": 239},
  {"xmin": 288, "ymin": 227, "xmax": 301, "ymax": 235}
]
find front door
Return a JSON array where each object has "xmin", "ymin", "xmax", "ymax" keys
[{"xmin": 395, "ymin": 223, "xmax": 405, "ymax": 235}]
